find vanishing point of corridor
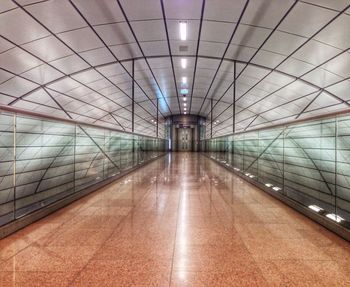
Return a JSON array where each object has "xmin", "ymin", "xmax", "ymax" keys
[{"xmin": 1, "ymin": 153, "xmax": 350, "ymax": 287}]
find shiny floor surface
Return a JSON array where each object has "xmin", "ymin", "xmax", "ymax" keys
[{"xmin": 1, "ymin": 153, "xmax": 350, "ymax": 287}]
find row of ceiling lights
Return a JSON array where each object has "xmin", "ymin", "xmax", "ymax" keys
[
  {"xmin": 180, "ymin": 21, "xmax": 188, "ymax": 115},
  {"xmin": 148, "ymin": 22, "xmax": 187, "ymax": 125}
]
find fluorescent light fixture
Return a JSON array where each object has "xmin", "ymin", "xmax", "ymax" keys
[
  {"xmin": 308, "ymin": 205, "xmax": 323, "ymax": 213},
  {"xmin": 184, "ymin": 112, "xmax": 187, "ymax": 114},
  {"xmin": 184, "ymin": 103, "xmax": 187, "ymax": 107},
  {"xmin": 249, "ymin": 175, "xmax": 254, "ymax": 178},
  {"xmin": 234, "ymin": 168, "xmax": 240, "ymax": 171},
  {"xmin": 183, "ymin": 97, "xmax": 187, "ymax": 101},
  {"xmin": 326, "ymin": 213, "xmax": 344, "ymax": 223},
  {"xmin": 181, "ymin": 88, "xmax": 188, "ymax": 94},
  {"xmin": 182, "ymin": 77, "xmax": 187, "ymax": 84},
  {"xmin": 265, "ymin": 183, "xmax": 273, "ymax": 188},
  {"xmin": 180, "ymin": 21, "xmax": 187, "ymax": 41},
  {"xmin": 272, "ymin": 186, "xmax": 281, "ymax": 191},
  {"xmin": 245, "ymin": 173, "xmax": 250, "ymax": 176},
  {"xmin": 181, "ymin": 58, "xmax": 187, "ymax": 69}
]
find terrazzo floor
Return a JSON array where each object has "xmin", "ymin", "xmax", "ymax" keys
[{"xmin": 1, "ymin": 153, "xmax": 350, "ymax": 286}]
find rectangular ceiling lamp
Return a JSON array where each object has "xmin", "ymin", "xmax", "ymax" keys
[
  {"xmin": 180, "ymin": 22, "xmax": 187, "ymax": 41},
  {"xmin": 181, "ymin": 88, "xmax": 188, "ymax": 94},
  {"xmin": 181, "ymin": 58, "xmax": 187, "ymax": 69}
]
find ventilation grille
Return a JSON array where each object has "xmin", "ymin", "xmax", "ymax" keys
[{"xmin": 179, "ymin": 45, "xmax": 188, "ymax": 52}]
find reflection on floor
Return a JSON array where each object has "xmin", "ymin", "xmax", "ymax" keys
[{"xmin": 1, "ymin": 153, "xmax": 350, "ymax": 286}]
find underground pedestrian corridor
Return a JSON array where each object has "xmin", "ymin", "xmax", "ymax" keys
[
  {"xmin": 1, "ymin": 0, "xmax": 350, "ymax": 286},
  {"xmin": 1, "ymin": 153, "xmax": 350, "ymax": 286}
]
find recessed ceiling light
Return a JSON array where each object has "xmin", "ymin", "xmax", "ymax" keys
[
  {"xmin": 181, "ymin": 88, "xmax": 188, "ymax": 94},
  {"xmin": 184, "ymin": 112, "xmax": 187, "ymax": 114},
  {"xmin": 183, "ymin": 97, "xmax": 186, "ymax": 101},
  {"xmin": 180, "ymin": 21, "xmax": 187, "ymax": 41},
  {"xmin": 184, "ymin": 103, "xmax": 187, "ymax": 107},
  {"xmin": 181, "ymin": 58, "xmax": 187, "ymax": 69},
  {"xmin": 182, "ymin": 76, "xmax": 187, "ymax": 84},
  {"xmin": 265, "ymin": 183, "xmax": 273, "ymax": 187},
  {"xmin": 272, "ymin": 186, "xmax": 281, "ymax": 191}
]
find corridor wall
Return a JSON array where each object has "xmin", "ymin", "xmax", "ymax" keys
[
  {"xmin": 202, "ymin": 113, "xmax": 350, "ymax": 233},
  {"xmin": 0, "ymin": 110, "xmax": 167, "ymax": 228}
]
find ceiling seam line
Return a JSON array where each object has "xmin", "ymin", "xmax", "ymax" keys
[
  {"xmin": 188, "ymin": 0, "xmax": 206, "ymax": 115},
  {"xmin": 208, "ymin": 0, "xmax": 300, "ymax": 116},
  {"xmin": 159, "ymin": 0, "xmax": 181, "ymax": 113},
  {"xmin": 68, "ymin": 0, "xmax": 168, "ymax": 119},
  {"xmin": 207, "ymin": 3, "xmax": 350, "ymax": 121},
  {"xmin": 196, "ymin": 0, "xmax": 250, "ymax": 115},
  {"xmin": 10, "ymin": 0, "xmax": 161, "ymax": 125},
  {"xmin": 115, "ymin": 0, "xmax": 173, "ymax": 116}
]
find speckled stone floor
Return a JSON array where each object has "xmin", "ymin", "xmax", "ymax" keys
[{"xmin": 1, "ymin": 153, "xmax": 350, "ymax": 286}]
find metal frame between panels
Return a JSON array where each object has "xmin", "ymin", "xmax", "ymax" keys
[
  {"xmin": 68, "ymin": 0, "xmax": 168, "ymax": 119},
  {"xmin": 188, "ymin": 0, "xmax": 206, "ymax": 114},
  {"xmin": 0, "ymin": 0, "xmax": 349, "ymax": 139},
  {"xmin": 197, "ymin": 0, "xmax": 250, "ymax": 115},
  {"xmin": 208, "ymin": 3, "xmax": 350, "ymax": 131},
  {"xmin": 10, "ymin": 0, "xmax": 166, "ymax": 128},
  {"xmin": 115, "ymin": 0, "xmax": 173, "ymax": 116}
]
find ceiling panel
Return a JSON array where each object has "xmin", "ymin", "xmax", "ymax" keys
[{"xmin": 0, "ymin": 0, "xmax": 348, "ymax": 137}]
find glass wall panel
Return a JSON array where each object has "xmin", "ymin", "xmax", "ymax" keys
[
  {"xmin": 233, "ymin": 134, "xmax": 244, "ymax": 171},
  {"xmin": 15, "ymin": 116, "xmax": 75, "ymax": 218},
  {"xmin": 202, "ymin": 113, "xmax": 349, "ymax": 229},
  {"xmin": 243, "ymin": 131, "xmax": 259, "ymax": 178},
  {"xmin": 336, "ymin": 115, "xmax": 350, "ymax": 222},
  {"xmin": 0, "ymin": 110, "xmax": 166, "ymax": 229},
  {"xmin": 258, "ymin": 128, "xmax": 284, "ymax": 191},
  {"xmin": 0, "ymin": 113, "xmax": 14, "ymax": 225},
  {"xmin": 75, "ymin": 126, "xmax": 106, "ymax": 192},
  {"xmin": 284, "ymin": 119, "xmax": 336, "ymax": 213}
]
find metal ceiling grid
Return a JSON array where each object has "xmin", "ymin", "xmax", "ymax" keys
[{"xmin": 0, "ymin": 0, "xmax": 349, "ymax": 137}]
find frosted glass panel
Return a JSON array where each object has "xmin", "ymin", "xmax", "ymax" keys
[
  {"xmin": 203, "ymin": 115, "xmax": 350, "ymax": 227},
  {"xmin": 0, "ymin": 111, "xmax": 167, "ymax": 228}
]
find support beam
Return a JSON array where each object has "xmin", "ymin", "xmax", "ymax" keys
[
  {"xmin": 132, "ymin": 59, "xmax": 135, "ymax": 133},
  {"xmin": 233, "ymin": 61, "xmax": 236, "ymax": 134},
  {"xmin": 210, "ymin": 98, "xmax": 213, "ymax": 139},
  {"xmin": 156, "ymin": 98, "xmax": 159, "ymax": 138}
]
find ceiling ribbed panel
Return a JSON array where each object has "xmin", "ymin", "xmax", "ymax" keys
[{"xmin": 0, "ymin": 0, "xmax": 349, "ymax": 135}]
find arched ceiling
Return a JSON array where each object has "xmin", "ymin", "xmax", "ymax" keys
[{"xmin": 0, "ymin": 0, "xmax": 349, "ymax": 137}]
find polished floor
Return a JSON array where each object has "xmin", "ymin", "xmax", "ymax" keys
[{"xmin": 1, "ymin": 153, "xmax": 350, "ymax": 286}]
